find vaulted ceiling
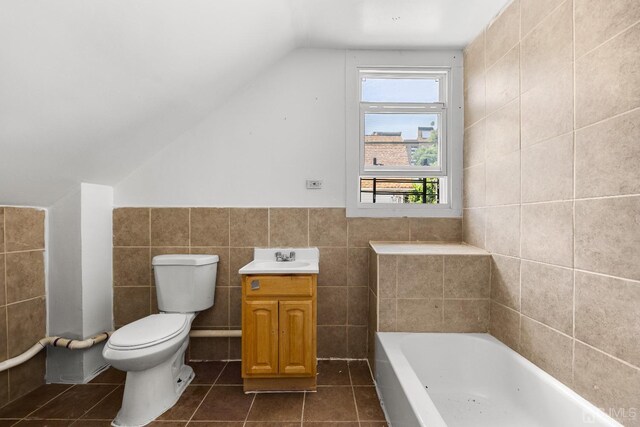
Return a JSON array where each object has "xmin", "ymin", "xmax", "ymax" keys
[{"xmin": 0, "ymin": 0, "xmax": 509, "ymax": 206}]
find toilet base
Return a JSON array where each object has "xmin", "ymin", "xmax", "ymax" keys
[{"xmin": 111, "ymin": 339, "xmax": 193, "ymax": 427}]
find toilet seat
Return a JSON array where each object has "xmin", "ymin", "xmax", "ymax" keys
[{"xmin": 108, "ymin": 314, "xmax": 189, "ymax": 350}]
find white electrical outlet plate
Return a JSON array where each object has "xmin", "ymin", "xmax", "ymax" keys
[{"xmin": 306, "ymin": 180, "xmax": 323, "ymax": 189}]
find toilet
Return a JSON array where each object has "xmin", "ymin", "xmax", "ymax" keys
[{"xmin": 103, "ymin": 254, "xmax": 218, "ymax": 427}]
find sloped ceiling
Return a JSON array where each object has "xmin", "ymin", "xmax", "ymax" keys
[{"xmin": 0, "ymin": 0, "xmax": 509, "ymax": 206}]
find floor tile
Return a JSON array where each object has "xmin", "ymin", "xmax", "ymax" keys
[
  {"xmin": 303, "ymin": 387, "xmax": 358, "ymax": 422},
  {"xmin": 28, "ymin": 385, "xmax": 116, "ymax": 420},
  {"xmin": 0, "ymin": 358, "xmax": 386, "ymax": 426},
  {"xmin": 15, "ymin": 421, "xmax": 74, "ymax": 426},
  {"xmin": 348, "ymin": 361, "xmax": 373, "ymax": 386},
  {"xmin": 81, "ymin": 386, "xmax": 123, "ymax": 420},
  {"xmin": 191, "ymin": 386, "xmax": 253, "ymax": 421},
  {"xmin": 191, "ymin": 362, "xmax": 226, "ymax": 385},
  {"xmin": 187, "ymin": 422, "xmax": 243, "ymax": 426},
  {"xmin": 317, "ymin": 360, "xmax": 350, "ymax": 386},
  {"xmin": 148, "ymin": 422, "xmax": 188, "ymax": 426},
  {"xmin": 303, "ymin": 423, "xmax": 359, "ymax": 426},
  {"xmin": 246, "ymin": 393, "xmax": 303, "ymax": 422},
  {"xmin": 353, "ymin": 387, "xmax": 385, "ymax": 421},
  {"xmin": 245, "ymin": 423, "xmax": 300, "ymax": 427},
  {"xmin": 158, "ymin": 386, "xmax": 210, "ymax": 421},
  {"xmin": 214, "ymin": 362, "xmax": 242, "ymax": 385},
  {"xmin": 89, "ymin": 368, "xmax": 126, "ymax": 385},
  {"xmin": 70, "ymin": 421, "xmax": 112, "ymax": 426},
  {"xmin": 0, "ymin": 384, "xmax": 72, "ymax": 419}
]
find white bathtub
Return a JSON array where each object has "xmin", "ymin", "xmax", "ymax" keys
[{"xmin": 375, "ymin": 333, "xmax": 621, "ymax": 427}]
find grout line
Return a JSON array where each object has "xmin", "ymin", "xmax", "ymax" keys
[
  {"xmin": 241, "ymin": 393, "xmax": 257, "ymax": 427},
  {"xmin": 77, "ymin": 384, "xmax": 122, "ymax": 422},
  {"xmin": 186, "ymin": 361, "xmax": 228, "ymax": 424},
  {"xmin": 147, "ymin": 208, "xmax": 152, "ymax": 248},
  {"xmin": 3, "ymin": 295, "xmax": 46, "ymax": 308},
  {"xmin": 491, "ymin": 298, "xmax": 640, "ymax": 374},
  {"xmin": 485, "ymin": 41, "xmax": 519, "ymax": 74},
  {"xmin": 300, "ymin": 390, "xmax": 306, "ymax": 426},
  {"xmin": 307, "ymin": 208, "xmax": 310, "ymax": 247},
  {"xmin": 148, "ymin": 209, "xmax": 153, "ymax": 315},
  {"xmin": 574, "ymin": 18, "xmax": 640, "ymax": 61},
  {"xmin": 347, "ymin": 364, "xmax": 361, "ymax": 427},
  {"xmin": 0, "ymin": 248, "xmax": 45, "ymax": 255},
  {"xmin": 470, "ymin": 251, "xmax": 640, "ymax": 286},
  {"xmin": 520, "ymin": 0, "xmax": 571, "ymax": 42},
  {"xmin": 571, "ymin": 0, "xmax": 577, "ymax": 388},
  {"xmin": 574, "ymin": 339, "xmax": 640, "ymax": 372},
  {"xmin": 517, "ymin": 0, "xmax": 524, "ymax": 339},
  {"xmin": 574, "ymin": 105, "xmax": 640, "ymax": 133},
  {"xmin": 441, "ymin": 257, "xmax": 445, "ymax": 323},
  {"xmin": 3, "ymin": 208, "xmax": 9, "ymax": 399},
  {"xmin": 19, "ymin": 384, "xmax": 77, "ymax": 421}
]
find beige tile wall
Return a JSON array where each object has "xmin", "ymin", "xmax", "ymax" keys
[
  {"xmin": 113, "ymin": 208, "xmax": 461, "ymax": 360},
  {"xmin": 463, "ymin": 0, "xmax": 640, "ymax": 423},
  {"xmin": 366, "ymin": 251, "xmax": 491, "ymax": 367},
  {"xmin": 0, "ymin": 207, "xmax": 47, "ymax": 407}
]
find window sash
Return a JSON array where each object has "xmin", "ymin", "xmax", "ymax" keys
[
  {"xmin": 359, "ymin": 104, "xmax": 447, "ymax": 176},
  {"xmin": 359, "ymin": 70, "xmax": 448, "ymax": 104}
]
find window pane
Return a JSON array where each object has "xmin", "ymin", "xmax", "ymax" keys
[
  {"xmin": 364, "ymin": 113, "xmax": 439, "ymax": 169},
  {"xmin": 361, "ymin": 77, "xmax": 440, "ymax": 103},
  {"xmin": 360, "ymin": 177, "xmax": 440, "ymax": 204}
]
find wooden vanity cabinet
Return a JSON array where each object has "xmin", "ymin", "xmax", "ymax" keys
[{"xmin": 241, "ymin": 274, "xmax": 317, "ymax": 392}]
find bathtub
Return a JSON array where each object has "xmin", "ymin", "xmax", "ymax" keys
[{"xmin": 375, "ymin": 333, "xmax": 621, "ymax": 427}]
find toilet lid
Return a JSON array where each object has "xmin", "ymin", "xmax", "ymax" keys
[{"xmin": 109, "ymin": 314, "xmax": 189, "ymax": 350}]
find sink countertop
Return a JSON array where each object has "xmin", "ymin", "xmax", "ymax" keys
[{"xmin": 238, "ymin": 247, "xmax": 319, "ymax": 275}]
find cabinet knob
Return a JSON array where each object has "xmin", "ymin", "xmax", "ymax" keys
[{"xmin": 251, "ymin": 280, "xmax": 260, "ymax": 290}]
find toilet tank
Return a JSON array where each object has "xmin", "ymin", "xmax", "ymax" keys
[{"xmin": 152, "ymin": 254, "xmax": 218, "ymax": 313}]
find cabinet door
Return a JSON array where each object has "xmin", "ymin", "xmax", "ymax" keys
[
  {"xmin": 279, "ymin": 300, "xmax": 314, "ymax": 376},
  {"xmin": 243, "ymin": 300, "xmax": 279, "ymax": 376}
]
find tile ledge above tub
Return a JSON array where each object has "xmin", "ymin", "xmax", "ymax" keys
[{"xmin": 368, "ymin": 241, "xmax": 489, "ymax": 256}]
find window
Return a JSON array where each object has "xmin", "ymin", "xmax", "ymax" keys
[{"xmin": 346, "ymin": 51, "xmax": 463, "ymax": 217}]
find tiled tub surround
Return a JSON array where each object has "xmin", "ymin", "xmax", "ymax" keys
[
  {"xmin": 0, "ymin": 207, "xmax": 47, "ymax": 407},
  {"xmin": 367, "ymin": 242, "xmax": 491, "ymax": 367},
  {"xmin": 113, "ymin": 207, "xmax": 462, "ymax": 360},
  {"xmin": 463, "ymin": 0, "xmax": 640, "ymax": 423}
]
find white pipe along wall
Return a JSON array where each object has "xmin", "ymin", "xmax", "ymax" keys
[{"xmin": 0, "ymin": 330, "xmax": 241, "ymax": 373}]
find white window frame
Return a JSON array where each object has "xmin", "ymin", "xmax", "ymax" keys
[
  {"xmin": 359, "ymin": 69, "xmax": 448, "ymax": 176},
  {"xmin": 346, "ymin": 50, "xmax": 463, "ymax": 218}
]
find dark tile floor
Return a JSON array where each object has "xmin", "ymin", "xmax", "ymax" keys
[{"xmin": 0, "ymin": 360, "xmax": 387, "ymax": 426}]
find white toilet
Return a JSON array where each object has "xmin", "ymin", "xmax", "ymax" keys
[{"xmin": 103, "ymin": 254, "xmax": 218, "ymax": 427}]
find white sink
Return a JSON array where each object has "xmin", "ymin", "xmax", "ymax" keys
[
  {"xmin": 252, "ymin": 261, "xmax": 311, "ymax": 269},
  {"xmin": 238, "ymin": 248, "xmax": 319, "ymax": 275}
]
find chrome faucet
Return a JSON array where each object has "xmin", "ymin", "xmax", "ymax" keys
[{"xmin": 275, "ymin": 251, "xmax": 296, "ymax": 262}]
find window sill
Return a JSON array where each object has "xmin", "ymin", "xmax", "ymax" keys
[{"xmin": 346, "ymin": 204, "xmax": 462, "ymax": 218}]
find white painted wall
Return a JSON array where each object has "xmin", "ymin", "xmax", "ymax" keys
[
  {"xmin": 48, "ymin": 189, "xmax": 83, "ymax": 338},
  {"xmin": 116, "ymin": 49, "xmax": 347, "ymax": 207},
  {"xmin": 47, "ymin": 188, "xmax": 84, "ymax": 382},
  {"xmin": 47, "ymin": 183, "xmax": 113, "ymax": 383},
  {"xmin": 0, "ymin": 0, "xmax": 295, "ymax": 206},
  {"xmin": 115, "ymin": 47, "xmax": 463, "ymax": 214},
  {"xmin": 79, "ymin": 184, "xmax": 114, "ymax": 380},
  {"xmin": 80, "ymin": 183, "xmax": 113, "ymax": 338}
]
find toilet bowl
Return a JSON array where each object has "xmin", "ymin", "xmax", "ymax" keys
[{"xmin": 103, "ymin": 254, "xmax": 218, "ymax": 427}]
